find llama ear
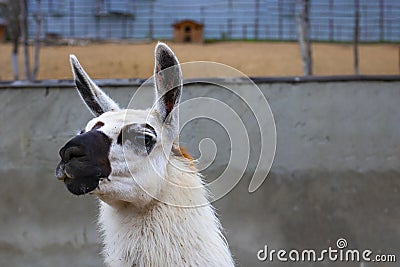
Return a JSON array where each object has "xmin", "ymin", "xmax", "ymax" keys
[
  {"xmin": 153, "ymin": 43, "xmax": 182, "ymax": 125},
  {"xmin": 70, "ymin": 55, "xmax": 120, "ymax": 117}
]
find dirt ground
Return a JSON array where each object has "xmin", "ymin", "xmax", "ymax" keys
[{"xmin": 0, "ymin": 41, "xmax": 399, "ymax": 80}]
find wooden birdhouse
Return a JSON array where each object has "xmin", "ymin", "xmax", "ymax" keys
[{"xmin": 172, "ymin": 20, "xmax": 204, "ymax": 43}]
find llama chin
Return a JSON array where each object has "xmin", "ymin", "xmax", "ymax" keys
[{"xmin": 56, "ymin": 42, "xmax": 235, "ymax": 267}]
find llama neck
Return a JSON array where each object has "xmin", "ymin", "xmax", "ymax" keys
[{"xmin": 98, "ymin": 157, "xmax": 234, "ymax": 267}]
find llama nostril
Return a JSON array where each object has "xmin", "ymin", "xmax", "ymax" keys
[
  {"xmin": 55, "ymin": 162, "xmax": 67, "ymax": 180},
  {"xmin": 63, "ymin": 146, "xmax": 87, "ymax": 162}
]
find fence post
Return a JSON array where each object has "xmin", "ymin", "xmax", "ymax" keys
[
  {"xmin": 296, "ymin": 0, "xmax": 312, "ymax": 76},
  {"xmin": 329, "ymin": 0, "xmax": 334, "ymax": 41},
  {"xmin": 19, "ymin": 0, "xmax": 31, "ymax": 80},
  {"xmin": 32, "ymin": 0, "xmax": 41, "ymax": 80},
  {"xmin": 379, "ymin": 0, "xmax": 384, "ymax": 41},
  {"xmin": 387, "ymin": 3, "xmax": 392, "ymax": 41},
  {"xmin": 70, "ymin": 0, "xmax": 74, "ymax": 37},
  {"xmin": 228, "ymin": 0, "xmax": 232, "ymax": 38},
  {"xmin": 149, "ymin": 3, "xmax": 153, "ymax": 40},
  {"xmin": 254, "ymin": 0, "xmax": 259, "ymax": 40},
  {"xmin": 278, "ymin": 0, "xmax": 283, "ymax": 39},
  {"xmin": 353, "ymin": 0, "xmax": 360, "ymax": 75}
]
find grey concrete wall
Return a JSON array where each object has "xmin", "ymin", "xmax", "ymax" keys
[{"xmin": 0, "ymin": 80, "xmax": 399, "ymax": 266}]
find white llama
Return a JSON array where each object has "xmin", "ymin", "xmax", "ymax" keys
[{"xmin": 56, "ymin": 43, "xmax": 235, "ymax": 267}]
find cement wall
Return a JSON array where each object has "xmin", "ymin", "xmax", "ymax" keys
[{"xmin": 0, "ymin": 80, "xmax": 399, "ymax": 266}]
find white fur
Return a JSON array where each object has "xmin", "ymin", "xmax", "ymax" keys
[
  {"xmin": 98, "ymin": 156, "xmax": 234, "ymax": 267},
  {"xmin": 70, "ymin": 43, "xmax": 235, "ymax": 267}
]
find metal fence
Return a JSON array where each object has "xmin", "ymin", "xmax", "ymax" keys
[{"xmin": 26, "ymin": 0, "xmax": 400, "ymax": 42}]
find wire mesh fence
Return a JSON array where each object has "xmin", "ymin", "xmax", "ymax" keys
[{"xmin": 22, "ymin": 0, "xmax": 400, "ymax": 42}]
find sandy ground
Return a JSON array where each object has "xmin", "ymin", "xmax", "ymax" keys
[{"xmin": 0, "ymin": 41, "xmax": 399, "ymax": 80}]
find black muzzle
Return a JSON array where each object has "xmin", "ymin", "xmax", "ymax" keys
[{"xmin": 56, "ymin": 130, "xmax": 112, "ymax": 195}]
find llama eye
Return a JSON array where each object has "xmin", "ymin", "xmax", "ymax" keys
[
  {"xmin": 117, "ymin": 123, "xmax": 157, "ymax": 154},
  {"xmin": 144, "ymin": 134, "xmax": 156, "ymax": 154},
  {"xmin": 144, "ymin": 135, "xmax": 152, "ymax": 146},
  {"xmin": 132, "ymin": 131, "xmax": 157, "ymax": 155},
  {"xmin": 134, "ymin": 134, "xmax": 156, "ymax": 148}
]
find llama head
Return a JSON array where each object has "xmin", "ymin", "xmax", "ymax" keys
[{"xmin": 56, "ymin": 43, "xmax": 182, "ymax": 207}]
